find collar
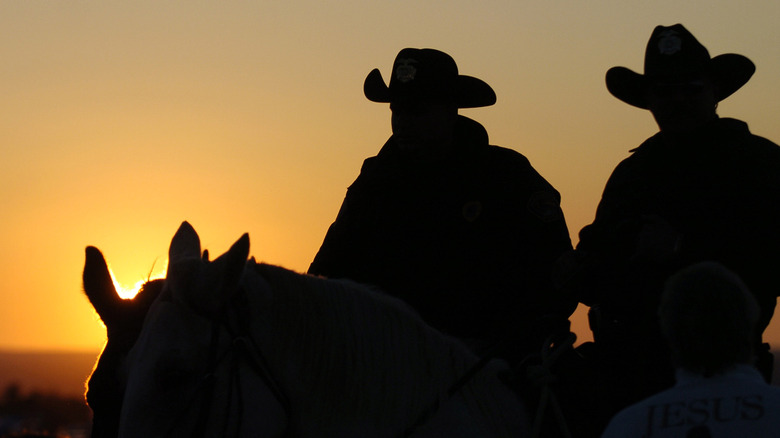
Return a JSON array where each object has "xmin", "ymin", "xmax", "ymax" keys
[
  {"xmin": 631, "ymin": 117, "xmax": 751, "ymax": 153},
  {"xmin": 377, "ymin": 115, "xmax": 490, "ymax": 162}
]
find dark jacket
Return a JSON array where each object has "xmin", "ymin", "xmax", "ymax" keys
[
  {"xmin": 310, "ymin": 116, "xmax": 575, "ymax": 354},
  {"xmin": 572, "ymin": 118, "xmax": 780, "ymax": 349}
]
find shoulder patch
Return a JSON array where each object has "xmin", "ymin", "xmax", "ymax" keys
[
  {"xmin": 527, "ymin": 190, "xmax": 563, "ymax": 222},
  {"xmin": 462, "ymin": 200, "xmax": 483, "ymax": 222}
]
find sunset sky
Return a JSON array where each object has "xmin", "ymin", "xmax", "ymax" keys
[{"xmin": 2, "ymin": 1, "xmax": 779, "ymax": 352}]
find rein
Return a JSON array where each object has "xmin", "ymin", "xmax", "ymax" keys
[
  {"xmin": 401, "ymin": 342, "xmax": 499, "ymax": 437},
  {"xmin": 166, "ymin": 289, "xmax": 291, "ymax": 438}
]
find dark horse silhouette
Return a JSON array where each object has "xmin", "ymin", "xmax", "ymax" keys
[
  {"xmin": 82, "ymin": 247, "xmax": 164, "ymax": 438},
  {"xmin": 82, "ymin": 239, "xmax": 621, "ymax": 438}
]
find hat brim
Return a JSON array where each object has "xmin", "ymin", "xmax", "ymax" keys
[
  {"xmin": 605, "ymin": 67, "xmax": 649, "ymax": 109},
  {"xmin": 364, "ymin": 69, "xmax": 391, "ymax": 103},
  {"xmin": 606, "ymin": 54, "xmax": 755, "ymax": 109},
  {"xmin": 364, "ymin": 68, "xmax": 496, "ymax": 108},
  {"xmin": 710, "ymin": 54, "xmax": 756, "ymax": 101}
]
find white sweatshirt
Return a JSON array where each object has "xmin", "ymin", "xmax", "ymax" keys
[{"xmin": 601, "ymin": 365, "xmax": 780, "ymax": 438}]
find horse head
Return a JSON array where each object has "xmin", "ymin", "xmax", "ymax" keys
[
  {"xmin": 118, "ymin": 222, "xmax": 290, "ymax": 438},
  {"xmin": 82, "ymin": 246, "xmax": 164, "ymax": 438}
]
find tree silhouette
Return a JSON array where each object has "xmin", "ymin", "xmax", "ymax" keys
[{"xmin": 0, "ymin": 382, "xmax": 91, "ymax": 437}]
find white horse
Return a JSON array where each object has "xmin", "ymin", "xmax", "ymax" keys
[{"xmin": 118, "ymin": 222, "xmax": 529, "ymax": 437}]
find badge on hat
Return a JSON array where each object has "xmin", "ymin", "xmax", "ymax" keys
[
  {"xmin": 657, "ymin": 29, "xmax": 682, "ymax": 55},
  {"xmin": 395, "ymin": 58, "xmax": 418, "ymax": 83}
]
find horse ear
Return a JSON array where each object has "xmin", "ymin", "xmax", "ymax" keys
[
  {"xmin": 83, "ymin": 246, "xmax": 123, "ymax": 327},
  {"xmin": 221, "ymin": 233, "xmax": 250, "ymax": 295},
  {"xmin": 167, "ymin": 226, "xmax": 250, "ymax": 316},
  {"xmin": 200, "ymin": 232, "xmax": 249, "ymax": 314},
  {"xmin": 168, "ymin": 221, "xmax": 201, "ymax": 268},
  {"xmin": 198, "ymin": 233, "xmax": 250, "ymax": 308},
  {"xmin": 166, "ymin": 222, "xmax": 202, "ymax": 305}
]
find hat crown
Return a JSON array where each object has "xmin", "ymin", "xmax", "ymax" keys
[
  {"xmin": 644, "ymin": 24, "xmax": 712, "ymax": 80},
  {"xmin": 388, "ymin": 48, "xmax": 459, "ymax": 103}
]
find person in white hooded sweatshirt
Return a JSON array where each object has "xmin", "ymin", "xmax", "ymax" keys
[{"xmin": 600, "ymin": 261, "xmax": 780, "ymax": 438}]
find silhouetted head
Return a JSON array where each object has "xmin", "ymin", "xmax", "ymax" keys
[
  {"xmin": 83, "ymin": 246, "xmax": 164, "ymax": 438},
  {"xmin": 606, "ymin": 24, "xmax": 755, "ymax": 134},
  {"xmin": 659, "ymin": 261, "xmax": 759, "ymax": 376},
  {"xmin": 364, "ymin": 48, "xmax": 495, "ymax": 153}
]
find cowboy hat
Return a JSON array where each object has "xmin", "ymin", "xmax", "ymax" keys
[
  {"xmin": 363, "ymin": 48, "xmax": 496, "ymax": 108},
  {"xmin": 606, "ymin": 24, "xmax": 755, "ymax": 109}
]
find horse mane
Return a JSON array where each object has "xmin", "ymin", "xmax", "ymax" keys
[{"xmin": 250, "ymin": 262, "xmax": 480, "ymax": 431}]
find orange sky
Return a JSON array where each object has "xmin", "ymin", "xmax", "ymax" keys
[{"xmin": 2, "ymin": 1, "xmax": 780, "ymax": 352}]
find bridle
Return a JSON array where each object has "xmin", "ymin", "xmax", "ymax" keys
[
  {"xmin": 163, "ymin": 288, "xmax": 291, "ymax": 438},
  {"xmin": 158, "ymin": 280, "xmax": 496, "ymax": 438}
]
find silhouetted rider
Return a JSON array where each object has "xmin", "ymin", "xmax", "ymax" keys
[
  {"xmin": 310, "ymin": 48, "xmax": 576, "ymax": 366},
  {"xmin": 557, "ymin": 24, "xmax": 780, "ymax": 409}
]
